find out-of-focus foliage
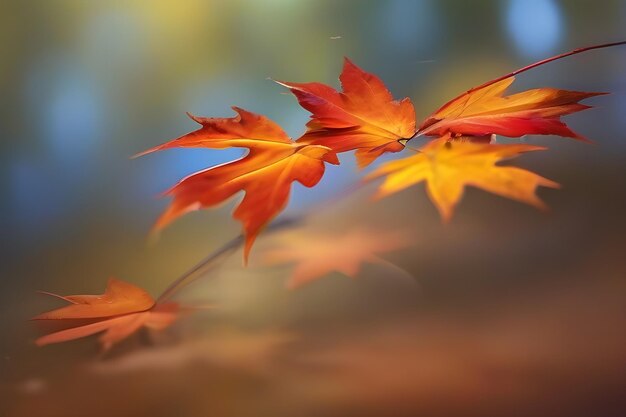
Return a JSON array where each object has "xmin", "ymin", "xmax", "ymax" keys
[{"xmin": 261, "ymin": 227, "xmax": 412, "ymax": 288}]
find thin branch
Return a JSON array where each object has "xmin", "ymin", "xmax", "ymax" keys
[
  {"xmin": 156, "ymin": 217, "xmax": 299, "ymax": 303},
  {"xmin": 467, "ymin": 40, "xmax": 626, "ymax": 95},
  {"xmin": 155, "ymin": 176, "xmax": 378, "ymax": 303}
]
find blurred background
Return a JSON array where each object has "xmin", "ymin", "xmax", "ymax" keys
[{"xmin": 1, "ymin": 1, "xmax": 625, "ymax": 416}]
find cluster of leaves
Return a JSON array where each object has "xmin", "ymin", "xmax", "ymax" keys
[
  {"xmin": 137, "ymin": 56, "xmax": 605, "ymax": 262},
  {"xmin": 34, "ymin": 41, "xmax": 625, "ymax": 351}
]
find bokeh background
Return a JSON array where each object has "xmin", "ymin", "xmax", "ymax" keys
[{"xmin": 1, "ymin": 1, "xmax": 626, "ymax": 416}]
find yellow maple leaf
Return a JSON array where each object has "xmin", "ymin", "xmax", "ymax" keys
[{"xmin": 367, "ymin": 137, "xmax": 560, "ymax": 221}]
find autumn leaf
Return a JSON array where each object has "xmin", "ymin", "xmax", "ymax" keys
[
  {"xmin": 276, "ymin": 58, "xmax": 416, "ymax": 168},
  {"xmin": 137, "ymin": 107, "xmax": 339, "ymax": 262},
  {"xmin": 262, "ymin": 229, "xmax": 411, "ymax": 289},
  {"xmin": 417, "ymin": 76, "xmax": 603, "ymax": 141},
  {"xmin": 413, "ymin": 41, "xmax": 626, "ymax": 142},
  {"xmin": 33, "ymin": 278, "xmax": 180, "ymax": 351},
  {"xmin": 33, "ymin": 278, "xmax": 154, "ymax": 320},
  {"xmin": 367, "ymin": 136, "xmax": 560, "ymax": 221}
]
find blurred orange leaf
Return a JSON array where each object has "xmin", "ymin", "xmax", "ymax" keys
[
  {"xmin": 276, "ymin": 58, "xmax": 416, "ymax": 168},
  {"xmin": 367, "ymin": 136, "xmax": 559, "ymax": 221},
  {"xmin": 418, "ymin": 76, "xmax": 603, "ymax": 141},
  {"xmin": 262, "ymin": 229, "xmax": 411, "ymax": 289},
  {"xmin": 137, "ymin": 107, "xmax": 339, "ymax": 262},
  {"xmin": 34, "ymin": 279, "xmax": 179, "ymax": 351}
]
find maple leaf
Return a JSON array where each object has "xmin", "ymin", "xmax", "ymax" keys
[
  {"xmin": 276, "ymin": 58, "xmax": 416, "ymax": 168},
  {"xmin": 33, "ymin": 278, "xmax": 179, "ymax": 351},
  {"xmin": 412, "ymin": 41, "xmax": 626, "ymax": 143},
  {"xmin": 417, "ymin": 76, "xmax": 604, "ymax": 142},
  {"xmin": 262, "ymin": 229, "xmax": 411, "ymax": 289},
  {"xmin": 137, "ymin": 107, "xmax": 339, "ymax": 262},
  {"xmin": 367, "ymin": 136, "xmax": 560, "ymax": 221}
]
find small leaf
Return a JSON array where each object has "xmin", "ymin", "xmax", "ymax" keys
[{"xmin": 34, "ymin": 279, "xmax": 179, "ymax": 351}]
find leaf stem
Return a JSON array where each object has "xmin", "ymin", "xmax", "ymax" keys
[{"xmin": 156, "ymin": 218, "xmax": 299, "ymax": 303}]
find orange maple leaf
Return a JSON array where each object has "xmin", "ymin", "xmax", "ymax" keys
[
  {"xmin": 262, "ymin": 229, "xmax": 411, "ymax": 289},
  {"xmin": 367, "ymin": 136, "xmax": 559, "ymax": 221},
  {"xmin": 417, "ymin": 76, "xmax": 604, "ymax": 141},
  {"xmin": 137, "ymin": 107, "xmax": 339, "ymax": 262},
  {"xmin": 276, "ymin": 58, "xmax": 416, "ymax": 168},
  {"xmin": 33, "ymin": 278, "xmax": 179, "ymax": 351}
]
